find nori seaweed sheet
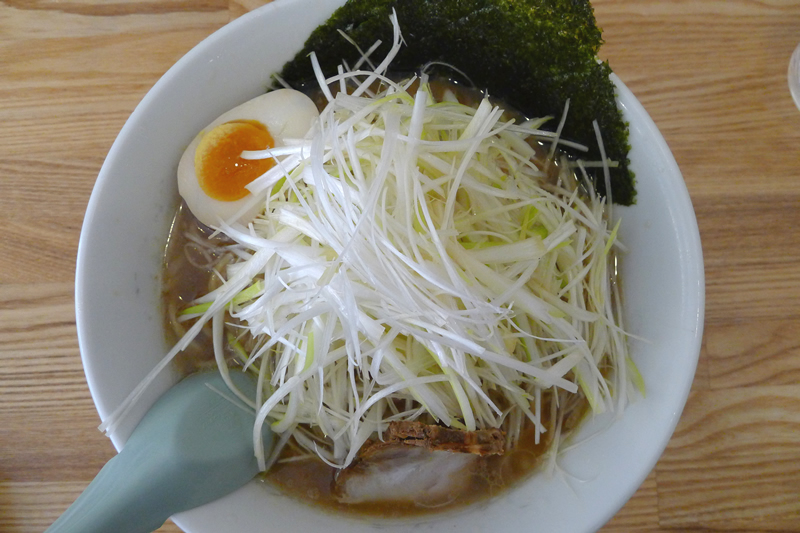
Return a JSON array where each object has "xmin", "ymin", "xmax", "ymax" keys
[{"xmin": 279, "ymin": 0, "xmax": 635, "ymax": 205}]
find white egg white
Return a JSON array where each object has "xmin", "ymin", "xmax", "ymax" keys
[{"xmin": 177, "ymin": 88, "xmax": 319, "ymax": 227}]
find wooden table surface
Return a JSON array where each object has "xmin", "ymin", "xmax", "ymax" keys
[{"xmin": 2, "ymin": 1, "xmax": 799, "ymax": 531}]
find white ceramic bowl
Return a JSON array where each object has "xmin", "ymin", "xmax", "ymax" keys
[{"xmin": 75, "ymin": 1, "xmax": 705, "ymax": 531}]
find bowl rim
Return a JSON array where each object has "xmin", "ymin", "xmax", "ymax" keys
[{"xmin": 75, "ymin": 1, "xmax": 705, "ymax": 531}]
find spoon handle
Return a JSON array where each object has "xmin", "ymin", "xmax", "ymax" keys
[
  {"xmin": 44, "ymin": 444, "xmax": 178, "ymax": 533},
  {"xmin": 44, "ymin": 371, "xmax": 267, "ymax": 533}
]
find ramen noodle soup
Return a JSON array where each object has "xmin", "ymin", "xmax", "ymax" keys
[{"xmin": 101, "ymin": 13, "xmax": 637, "ymax": 518}]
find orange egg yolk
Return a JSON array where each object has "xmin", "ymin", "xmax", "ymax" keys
[{"xmin": 194, "ymin": 120, "xmax": 276, "ymax": 202}]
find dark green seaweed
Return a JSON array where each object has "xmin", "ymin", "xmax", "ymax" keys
[{"xmin": 279, "ymin": 0, "xmax": 635, "ymax": 205}]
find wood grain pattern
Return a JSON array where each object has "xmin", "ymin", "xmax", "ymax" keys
[
  {"xmin": 1, "ymin": 0, "xmax": 799, "ymax": 532},
  {"xmin": 707, "ymin": 319, "xmax": 800, "ymax": 388},
  {"xmin": 658, "ymin": 388, "xmax": 800, "ymax": 530}
]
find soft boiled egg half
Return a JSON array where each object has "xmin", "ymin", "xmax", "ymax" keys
[{"xmin": 178, "ymin": 88, "xmax": 319, "ymax": 227}]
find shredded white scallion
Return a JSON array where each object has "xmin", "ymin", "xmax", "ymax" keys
[{"xmin": 101, "ymin": 12, "xmax": 636, "ymax": 473}]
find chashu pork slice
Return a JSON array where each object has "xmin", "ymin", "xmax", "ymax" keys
[
  {"xmin": 333, "ymin": 422, "xmax": 504, "ymax": 505},
  {"xmin": 384, "ymin": 421, "xmax": 505, "ymax": 455}
]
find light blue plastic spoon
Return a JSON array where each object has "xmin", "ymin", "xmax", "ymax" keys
[{"xmin": 45, "ymin": 371, "xmax": 272, "ymax": 533}]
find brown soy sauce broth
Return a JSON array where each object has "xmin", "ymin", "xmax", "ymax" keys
[
  {"xmin": 263, "ymin": 394, "xmax": 588, "ymax": 518},
  {"xmin": 162, "ymin": 203, "xmax": 239, "ymax": 375},
  {"xmin": 161, "ymin": 75, "xmax": 595, "ymax": 518}
]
